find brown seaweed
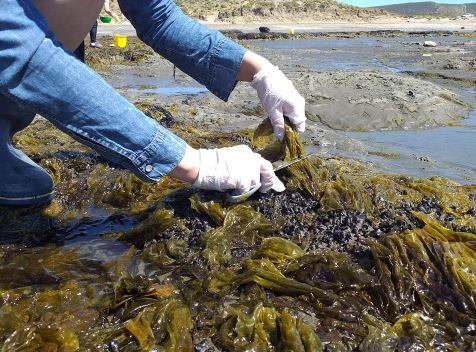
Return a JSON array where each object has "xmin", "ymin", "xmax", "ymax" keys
[
  {"xmin": 197, "ymin": 200, "xmax": 273, "ymax": 266},
  {"xmin": 219, "ymin": 303, "xmax": 322, "ymax": 352},
  {"xmin": 124, "ymin": 299, "xmax": 193, "ymax": 352},
  {"xmin": 0, "ymin": 110, "xmax": 475, "ymax": 351}
]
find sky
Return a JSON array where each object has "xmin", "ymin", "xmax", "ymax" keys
[{"xmin": 340, "ymin": 0, "xmax": 475, "ymax": 7}]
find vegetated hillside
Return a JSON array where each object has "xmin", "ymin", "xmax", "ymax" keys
[
  {"xmin": 174, "ymin": 0, "xmax": 387, "ymax": 23},
  {"xmin": 373, "ymin": 2, "xmax": 476, "ymax": 17},
  {"xmin": 467, "ymin": 3, "xmax": 476, "ymax": 13}
]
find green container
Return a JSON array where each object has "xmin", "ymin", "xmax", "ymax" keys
[{"xmin": 100, "ymin": 16, "xmax": 112, "ymax": 23}]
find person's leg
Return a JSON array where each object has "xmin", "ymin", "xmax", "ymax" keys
[
  {"xmin": 1, "ymin": 0, "xmax": 187, "ymax": 193},
  {"xmin": 73, "ymin": 40, "xmax": 85, "ymax": 62},
  {"xmin": 89, "ymin": 21, "xmax": 102, "ymax": 48},
  {"xmin": 89, "ymin": 21, "xmax": 97, "ymax": 43},
  {"xmin": 0, "ymin": 95, "xmax": 54, "ymax": 206}
]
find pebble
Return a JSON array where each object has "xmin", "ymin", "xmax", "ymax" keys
[{"xmin": 423, "ymin": 41, "xmax": 437, "ymax": 47}]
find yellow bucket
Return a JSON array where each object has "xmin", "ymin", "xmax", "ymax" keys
[{"xmin": 113, "ymin": 34, "xmax": 127, "ymax": 48}]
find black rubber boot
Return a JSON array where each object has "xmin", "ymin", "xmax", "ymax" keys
[{"xmin": 0, "ymin": 114, "xmax": 54, "ymax": 206}]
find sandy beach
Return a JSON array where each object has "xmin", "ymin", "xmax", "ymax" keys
[{"xmin": 98, "ymin": 18, "xmax": 476, "ymax": 36}]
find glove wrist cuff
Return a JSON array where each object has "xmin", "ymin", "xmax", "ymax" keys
[
  {"xmin": 251, "ymin": 65, "xmax": 279, "ymax": 88},
  {"xmin": 192, "ymin": 149, "xmax": 217, "ymax": 189}
]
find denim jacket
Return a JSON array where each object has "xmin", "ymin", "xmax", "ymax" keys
[{"xmin": 0, "ymin": 0, "xmax": 246, "ymax": 181}]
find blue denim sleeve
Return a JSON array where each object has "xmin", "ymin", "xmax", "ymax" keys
[
  {"xmin": 0, "ymin": 0, "xmax": 186, "ymax": 182},
  {"xmin": 118, "ymin": 0, "xmax": 247, "ymax": 102}
]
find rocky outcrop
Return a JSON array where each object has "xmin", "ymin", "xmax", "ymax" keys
[{"xmin": 175, "ymin": 0, "xmax": 388, "ymax": 23}]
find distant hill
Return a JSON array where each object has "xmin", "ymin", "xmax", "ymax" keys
[
  {"xmin": 107, "ymin": 0, "xmax": 391, "ymax": 23},
  {"xmin": 467, "ymin": 3, "xmax": 476, "ymax": 13},
  {"xmin": 372, "ymin": 2, "xmax": 476, "ymax": 17},
  {"xmin": 174, "ymin": 0, "xmax": 388, "ymax": 23}
]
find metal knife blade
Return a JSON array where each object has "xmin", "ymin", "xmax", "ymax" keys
[{"xmin": 273, "ymin": 152, "xmax": 318, "ymax": 172}]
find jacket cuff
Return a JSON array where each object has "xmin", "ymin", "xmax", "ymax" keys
[
  {"xmin": 131, "ymin": 123, "xmax": 187, "ymax": 181},
  {"xmin": 208, "ymin": 36, "xmax": 246, "ymax": 102}
]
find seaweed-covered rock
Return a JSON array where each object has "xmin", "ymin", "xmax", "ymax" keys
[
  {"xmin": 85, "ymin": 36, "xmax": 156, "ymax": 71},
  {"xmin": 0, "ymin": 113, "xmax": 474, "ymax": 351}
]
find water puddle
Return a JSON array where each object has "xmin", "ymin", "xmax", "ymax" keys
[
  {"xmin": 68, "ymin": 238, "xmax": 129, "ymax": 264},
  {"xmin": 57, "ymin": 207, "xmax": 137, "ymax": 245},
  {"xmin": 345, "ymin": 105, "xmax": 476, "ymax": 184},
  {"xmin": 127, "ymin": 85, "xmax": 209, "ymax": 96},
  {"xmin": 108, "ymin": 71, "xmax": 209, "ymax": 97},
  {"xmin": 253, "ymin": 37, "xmax": 476, "ymax": 183},
  {"xmin": 253, "ymin": 35, "xmax": 475, "ymax": 74}
]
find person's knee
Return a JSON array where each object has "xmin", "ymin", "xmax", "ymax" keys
[
  {"xmin": 0, "ymin": 0, "xmax": 48, "ymax": 91},
  {"xmin": 0, "ymin": 94, "xmax": 36, "ymax": 135}
]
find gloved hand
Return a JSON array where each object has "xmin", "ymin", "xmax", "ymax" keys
[
  {"xmin": 251, "ymin": 65, "xmax": 306, "ymax": 141},
  {"xmin": 193, "ymin": 145, "xmax": 285, "ymax": 194}
]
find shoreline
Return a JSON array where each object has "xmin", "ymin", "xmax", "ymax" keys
[{"xmin": 98, "ymin": 18, "xmax": 476, "ymax": 37}]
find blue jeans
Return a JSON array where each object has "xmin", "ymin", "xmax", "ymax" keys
[{"xmin": 0, "ymin": 0, "xmax": 246, "ymax": 181}]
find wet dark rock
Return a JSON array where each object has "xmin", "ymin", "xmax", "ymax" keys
[
  {"xmin": 255, "ymin": 191, "xmax": 375, "ymax": 255},
  {"xmin": 220, "ymin": 29, "xmax": 244, "ymax": 37},
  {"xmin": 194, "ymin": 338, "xmax": 220, "ymax": 352},
  {"xmin": 417, "ymin": 197, "xmax": 443, "ymax": 215},
  {"xmin": 221, "ymin": 29, "xmax": 474, "ymax": 41},
  {"xmin": 259, "ymin": 26, "xmax": 271, "ymax": 33},
  {"xmin": 229, "ymin": 134, "xmax": 253, "ymax": 148},
  {"xmin": 140, "ymin": 189, "xmax": 217, "ymax": 247}
]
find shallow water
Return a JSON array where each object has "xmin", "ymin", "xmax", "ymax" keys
[
  {"xmin": 345, "ymin": 105, "xmax": 476, "ymax": 184},
  {"xmin": 108, "ymin": 70, "xmax": 209, "ymax": 97},
  {"xmin": 59, "ymin": 206, "xmax": 137, "ymax": 245},
  {"xmin": 253, "ymin": 35, "xmax": 475, "ymax": 74},
  {"xmin": 253, "ymin": 36, "xmax": 476, "ymax": 183},
  {"xmin": 128, "ymin": 85, "xmax": 209, "ymax": 96},
  {"xmin": 255, "ymin": 36, "xmax": 397, "ymax": 71}
]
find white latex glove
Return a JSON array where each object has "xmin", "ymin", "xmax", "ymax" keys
[
  {"xmin": 251, "ymin": 65, "xmax": 306, "ymax": 141},
  {"xmin": 193, "ymin": 146, "xmax": 285, "ymax": 194}
]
